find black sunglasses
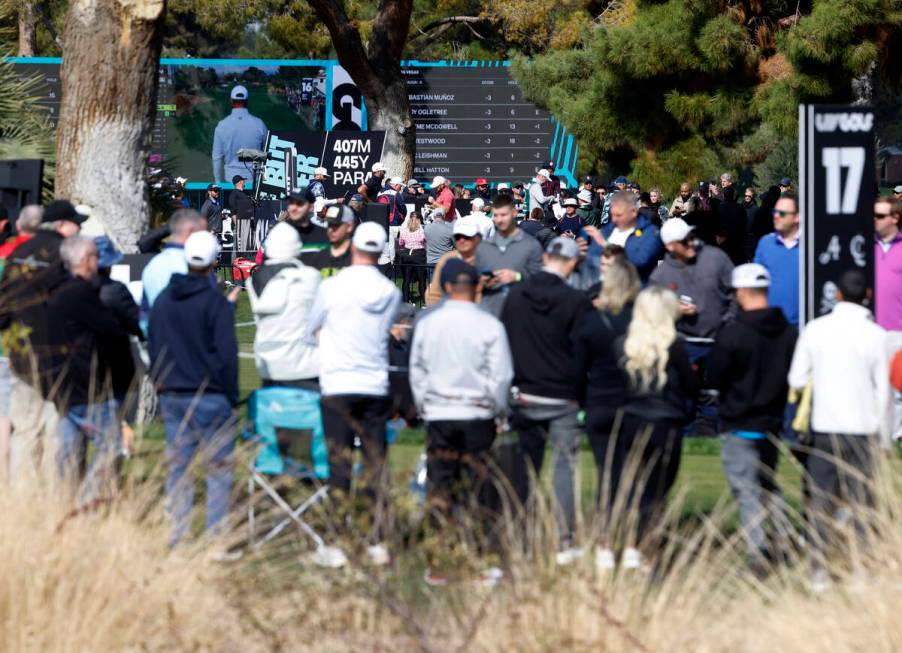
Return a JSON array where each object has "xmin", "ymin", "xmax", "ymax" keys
[
  {"xmin": 453, "ymin": 234, "xmax": 475, "ymax": 241},
  {"xmin": 772, "ymin": 209, "xmax": 796, "ymax": 217}
]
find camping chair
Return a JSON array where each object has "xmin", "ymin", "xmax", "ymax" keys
[{"xmin": 246, "ymin": 387, "xmax": 330, "ymax": 551}]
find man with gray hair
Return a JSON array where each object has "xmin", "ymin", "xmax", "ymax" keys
[
  {"xmin": 593, "ymin": 191, "xmax": 663, "ymax": 283},
  {"xmin": 425, "ymin": 207, "xmax": 454, "ymax": 278},
  {"xmin": 0, "ymin": 205, "xmax": 43, "ymax": 259},
  {"xmin": 141, "ymin": 208, "xmax": 207, "ymax": 308},
  {"xmin": 47, "ymin": 235, "xmax": 124, "ymax": 493}
]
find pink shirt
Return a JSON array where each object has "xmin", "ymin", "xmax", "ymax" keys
[
  {"xmin": 437, "ymin": 187, "xmax": 457, "ymax": 219},
  {"xmin": 399, "ymin": 227, "xmax": 426, "ymax": 250}
]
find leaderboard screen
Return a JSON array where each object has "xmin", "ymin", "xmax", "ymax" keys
[{"xmin": 10, "ymin": 58, "xmax": 577, "ymax": 187}]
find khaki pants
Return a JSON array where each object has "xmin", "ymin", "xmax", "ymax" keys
[{"xmin": 8, "ymin": 374, "xmax": 59, "ymax": 484}]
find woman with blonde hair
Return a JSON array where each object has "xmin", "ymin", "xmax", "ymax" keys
[
  {"xmin": 398, "ymin": 212, "xmax": 427, "ymax": 304},
  {"xmin": 615, "ymin": 285, "xmax": 697, "ymax": 569}
]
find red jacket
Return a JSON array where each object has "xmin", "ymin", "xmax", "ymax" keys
[
  {"xmin": 891, "ymin": 347, "xmax": 902, "ymax": 393},
  {"xmin": 0, "ymin": 234, "xmax": 33, "ymax": 259}
]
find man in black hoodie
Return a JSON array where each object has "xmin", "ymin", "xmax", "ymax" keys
[
  {"xmin": 501, "ymin": 237, "xmax": 593, "ymax": 562},
  {"xmin": 149, "ymin": 231, "xmax": 239, "ymax": 550},
  {"xmin": 706, "ymin": 263, "xmax": 797, "ymax": 575}
]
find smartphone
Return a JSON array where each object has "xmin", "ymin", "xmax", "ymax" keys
[
  {"xmin": 479, "ymin": 269, "xmax": 494, "ymax": 278},
  {"xmin": 679, "ymin": 294, "xmax": 693, "ymax": 305}
]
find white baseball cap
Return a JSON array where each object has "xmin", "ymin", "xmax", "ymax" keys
[
  {"xmin": 265, "ymin": 222, "xmax": 302, "ymax": 259},
  {"xmin": 432, "ymin": 176, "xmax": 447, "ymax": 187},
  {"xmin": 470, "ymin": 198, "xmax": 485, "ymax": 211},
  {"xmin": 372, "ymin": 162, "xmax": 386, "ymax": 173},
  {"xmin": 537, "ymin": 169, "xmax": 551, "ymax": 179},
  {"xmin": 184, "ymin": 231, "xmax": 221, "ymax": 268},
  {"xmin": 732, "ymin": 263, "xmax": 771, "ymax": 289},
  {"xmin": 314, "ymin": 166, "xmax": 330, "ymax": 177},
  {"xmin": 407, "ymin": 178, "xmax": 420, "ymax": 187},
  {"xmin": 497, "ymin": 182, "xmax": 510, "ymax": 190},
  {"xmin": 352, "ymin": 221, "xmax": 388, "ymax": 253},
  {"xmin": 452, "ymin": 219, "xmax": 479, "ymax": 238},
  {"xmin": 660, "ymin": 218, "xmax": 695, "ymax": 245},
  {"xmin": 389, "ymin": 176, "xmax": 404, "ymax": 186},
  {"xmin": 230, "ymin": 85, "xmax": 248, "ymax": 101},
  {"xmin": 894, "ymin": 185, "xmax": 902, "ymax": 193}
]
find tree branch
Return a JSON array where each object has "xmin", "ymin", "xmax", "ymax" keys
[
  {"xmin": 412, "ymin": 15, "xmax": 490, "ymax": 40},
  {"xmin": 34, "ymin": 1, "xmax": 64, "ymax": 50},
  {"xmin": 368, "ymin": 0, "xmax": 413, "ymax": 67},
  {"xmin": 305, "ymin": 0, "xmax": 378, "ymax": 92}
]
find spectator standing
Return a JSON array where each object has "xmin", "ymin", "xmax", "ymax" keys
[
  {"xmin": 228, "ymin": 175, "xmax": 256, "ymax": 222},
  {"xmin": 200, "ymin": 184, "xmax": 223, "ymax": 236},
  {"xmin": 148, "ymin": 231, "xmax": 239, "ymax": 551},
  {"xmin": 211, "ymin": 85, "xmax": 267, "ymax": 185},
  {"xmin": 597, "ymin": 192, "xmax": 664, "ymax": 283},
  {"xmin": 378, "ymin": 177, "xmax": 408, "ymax": 266},
  {"xmin": 616, "ymin": 286, "xmax": 697, "ymax": 569},
  {"xmin": 0, "ymin": 204, "xmax": 42, "ymax": 258},
  {"xmin": 247, "ymin": 223, "xmax": 320, "ymax": 389},
  {"xmin": 519, "ymin": 207, "xmax": 545, "ymax": 239},
  {"xmin": 778, "ymin": 177, "xmax": 792, "ymax": 195},
  {"xmin": 558, "ymin": 198, "xmax": 583, "ymax": 235},
  {"xmin": 141, "ymin": 209, "xmax": 206, "ymax": 309},
  {"xmin": 304, "ymin": 222, "xmax": 401, "ymax": 567},
  {"xmin": 424, "ymin": 220, "xmax": 482, "ymax": 307},
  {"xmin": 427, "ymin": 176, "xmax": 458, "ymax": 221},
  {"xmin": 475, "ymin": 195, "xmax": 544, "ymax": 317},
  {"xmin": 717, "ymin": 186, "xmax": 749, "ymax": 265},
  {"xmin": 894, "ymin": 184, "xmax": 902, "ymax": 201},
  {"xmin": 361, "ymin": 161, "xmax": 387, "ymax": 201},
  {"xmin": 706, "ymin": 264, "xmax": 797, "ymax": 575},
  {"xmin": 282, "ymin": 187, "xmax": 329, "ymax": 259},
  {"xmin": 47, "ymin": 236, "xmax": 124, "ymax": 493},
  {"xmin": 577, "ymin": 188, "xmax": 601, "ymax": 228},
  {"xmin": 648, "ymin": 187, "xmax": 669, "ymax": 226},
  {"xmin": 529, "ymin": 169, "xmax": 556, "ymax": 218},
  {"xmin": 573, "ymin": 258, "xmax": 641, "ymax": 571},
  {"xmin": 465, "ymin": 198, "xmax": 494, "ymax": 239},
  {"xmin": 473, "ymin": 178, "xmax": 492, "ymax": 201},
  {"xmin": 398, "ymin": 212, "xmax": 428, "ymax": 304},
  {"xmin": 502, "ymin": 237, "xmax": 593, "ymax": 562},
  {"xmin": 754, "ymin": 193, "xmax": 800, "ymax": 325},
  {"xmin": 307, "ymin": 204, "xmax": 354, "ymax": 278},
  {"xmin": 424, "ymin": 208, "xmax": 454, "ymax": 277},
  {"xmin": 742, "ymin": 187, "xmax": 760, "ymax": 260},
  {"xmin": 308, "ymin": 166, "xmax": 341, "ymax": 207},
  {"xmin": 874, "ymin": 196, "xmax": 902, "ymax": 439},
  {"xmin": 685, "ymin": 182, "xmax": 719, "ymax": 245},
  {"xmin": 787, "ymin": 270, "xmax": 891, "ymax": 592},
  {"xmin": 669, "ymin": 182, "xmax": 695, "ymax": 219}
]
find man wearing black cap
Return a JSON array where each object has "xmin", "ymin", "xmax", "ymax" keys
[
  {"xmin": 778, "ymin": 177, "xmax": 792, "ymax": 195},
  {"xmin": 347, "ymin": 193, "xmax": 366, "ymax": 224},
  {"xmin": 308, "ymin": 204, "xmax": 355, "ymax": 278},
  {"xmin": 280, "ymin": 187, "xmax": 330, "ymax": 263},
  {"xmin": 228, "ymin": 175, "xmax": 255, "ymax": 223},
  {"xmin": 200, "ymin": 184, "xmax": 223, "ymax": 236},
  {"xmin": 0, "ymin": 199, "xmax": 86, "ymax": 479}
]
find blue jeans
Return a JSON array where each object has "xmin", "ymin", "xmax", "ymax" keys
[
  {"xmin": 682, "ymin": 341, "xmax": 718, "ymax": 436},
  {"xmin": 58, "ymin": 400, "xmax": 120, "ymax": 497},
  {"xmin": 160, "ymin": 393, "xmax": 235, "ymax": 546}
]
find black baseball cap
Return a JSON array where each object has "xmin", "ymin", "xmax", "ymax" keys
[
  {"xmin": 583, "ymin": 175, "xmax": 594, "ymax": 185},
  {"xmin": 207, "ymin": 183, "xmax": 221, "ymax": 191},
  {"xmin": 231, "ymin": 175, "xmax": 245, "ymax": 185},
  {"xmin": 324, "ymin": 204, "xmax": 355, "ymax": 225},
  {"xmin": 440, "ymin": 259, "xmax": 479, "ymax": 287},
  {"xmin": 43, "ymin": 199, "xmax": 84, "ymax": 225},
  {"xmin": 349, "ymin": 193, "xmax": 366, "ymax": 203},
  {"xmin": 287, "ymin": 187, "xmax": 315, "ymax": 204}
]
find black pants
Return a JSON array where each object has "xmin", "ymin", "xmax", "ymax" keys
[
  {"xmin": 426, "ymin": 419, "xmax": 496, "ymax": 516},
  {"xmin": 586, "ymin": 407, "xmax": 625, "ymax": 514},
  {"xmin": 807, "ymin": 432, "xmax": 877, "ymax": 555},
  {"xmin": 399, "ymin": 248, "xmax": 427, "ymax": 304},
  {"xmin": 620, "ymin": 414, "xmax": 683, "ymax": 546},
  {"xmin": 320, "ymin": 394, "xmax": 392, "ymax": 501}
]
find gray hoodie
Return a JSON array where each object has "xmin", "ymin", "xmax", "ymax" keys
[
  {"xmin": 474, "ymin": 229, "xmax": 544, "ymax": 317},
  {"xmin": 649, "ymin": 243, "xmax": 736, "ymax": 342}
]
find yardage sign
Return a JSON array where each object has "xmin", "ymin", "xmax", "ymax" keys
[{"xmin": 798, "ymin": 105, "xmax": 875, "ymax": 324}]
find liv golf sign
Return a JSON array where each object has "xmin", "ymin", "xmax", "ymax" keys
[{"xmin": 798, "ymin": 105, "xmax": 875, "ymax": 325}]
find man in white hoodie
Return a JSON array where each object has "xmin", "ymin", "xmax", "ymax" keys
[
  {"xmin": 466, "ymin": 197, "xmax": 495, "ymax": 240},
  {"xmin": 304, "ymin": 221, "xmax": 401, "ymax": 563},
  {"xmin": 247, "ymin": 223, "xmax": 320, "ymax": 389},
  {"xmin": 409, "ymin": 259, "xmax": 514, "ymax": 521}
]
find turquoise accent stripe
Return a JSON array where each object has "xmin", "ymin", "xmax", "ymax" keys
[
  {"xmin": 550, "ymin": 119, "xmax": 561, "ymax": 160},
  {"xmin": 562, "ymin": 135, "xmax": 573, "ymax": 176},
  {"xmin": 6, "ymin": 56, "xmax": 61, "ymax": 64},
  {"xmin": 324, "ymin": 61, "xmax": 333, "ymax": 131}
]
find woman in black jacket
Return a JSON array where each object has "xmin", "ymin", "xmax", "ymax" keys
[{"xmin": 615, "ymin": 285, "xmax": 698, "ymax": 569}]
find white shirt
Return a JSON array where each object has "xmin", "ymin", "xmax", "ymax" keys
[
  {"xmin": 788, "ymin": 302, "xmax": 892, "ymax": 444},
  {"xmin": 608, "ymin": 227, "xmax": 633, "ymax": 248}
]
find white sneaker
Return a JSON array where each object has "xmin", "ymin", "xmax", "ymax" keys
[
  {"xmin": 595, "ymin": 547, "xmax": 616, "ymax": 573},
  {"xmin": 312, "ymin": 545, "xmax": 348, "ymax": 569},
  {"xmin": 555, "ymin": 547, "xmax": 585, "ymax": 566},
  {"xmin": 366, "ymin": 543, "xmax": 390, "ymax": 567},
  {"xmin": 810, "ymin": 567, "xmax": 831, "ymax": 594},
  {"xmin": 621, "ymin": 547, "xmax": 643, "ymax": 570},
  {"xmin": 473, "ymin": 566, "xmax": 504, "ymax": 588}
]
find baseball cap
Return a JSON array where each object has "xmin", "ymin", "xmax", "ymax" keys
[
  {"xmin": 230, "ymin": 85, "xmax": 248, "ymax": 101},
  {"xmin": 352, "ymin": 221, "xmax": 387, "ymax": 253},
  {"xmin": 894, "ymin": 185, "xmax": 902, "ymax": 193},
  {"xmin": 628, "ymin": 181, "xmax": 641, "ymax": 190},
  {"xmin": 314, "ymin": 166, "xmax": 330, "ymax": 177},
  {"xmin": 287, "ymin": 187, "xmax": 315, "ymax": 204},
  {"xmin": 407, "ymin": 179, "xmax": 420, "ymax": 187},
  {"xmin": 43, "ymin": 199, "xmax": 83, "ymax": 225},
  {"xmin": 543, "ymin": 160, "xmax": 555, "ymax": 170},
  {"xmin": 497, "ymin": 182, "xmax": 511, "ymax": 190},
  {"xmin": 372, "ymin": 162, "xmax": 386, "ymax": 173},
  {"xmin": 431, "ymin": 175, "xmax": 447, "ymax": 187},
  {"xmin": 470, "ymin": 198, "xmax": 485, "ymax": 211},
  {"xmin": 583, "ymin": 175, "xmax": 594, "ymax": 184},
  {"xmin": 660, "ymin": 217, "xmax": 695, "ymax": 244},
  {"xmin": 264, "ymin": 222, "xmax": 302, "ymax": 260},
  {"xmin": 231, "ymin": 175, "xmax": 245, "ymax": 185},
  {"xmin": 475, "ymin": 178, "xmax": 488, "ymax": 186},
  {"xmin": 779, "ymin": 177, "xmax": 792, "ymax": 187},
  {"xmin": 184, "ymin": 230, "xmax": 221, "ymax": 268},
  {"xmin": 732, "ymin": 263, "xmax": 771, "ymax": 289},
  {"xmin": 536, "ymin": 169, "xmax": 551, "ymax": 179},
  {"xmin": 562, "ymin": 198, "xmax": 578, "ymax": 207},
  {"xmin": 207, "ymin": 183, "xmax": 221, "ymax": 191},
  {"xmin": 349, "ymin": 193, "xmax": 366, "ymax": 203},
  {"xmin": 395, "ymin": 302, "xmax": 417, "ymax": 322},
  {"xmin": 313, "ymin": 197, "xmax": 326, "ymax": 214},
  {"xmin": 389, "ymin": 176, "xmax": 404, "ymax": 186},
  {"xmin": 613, "ymin": 175, "xmax": 628, "ymax": 185},
  {"xmin": 453, "ymin": 219, "xmax": 479, "ymax": 238},
  {"xmin": 94, "ymin": 236, "xmax": 123, "ymax": 269},
  {"xmin": 324, "ymin": 204, "xmax": 356, "ymax": 225},
  {"xmin": 440, "ymin": 258, "xmax": 479, "ymax": 287},
  {"xmin": 545, "ymin": 237, "xmax": 580, "ymax": 259}
]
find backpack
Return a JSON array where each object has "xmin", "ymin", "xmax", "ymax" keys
[
  {"xmin": 232, "ymin": 257, "xmax": 257, "ymax": 281},
  {"xmin": 378, "ymin": 191, "xmax": 408, "ymax": 226}
]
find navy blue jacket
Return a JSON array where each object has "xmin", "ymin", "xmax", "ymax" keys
[
  {"xmin": 601, "ymin": 214, "xmax": 664, "ymax": 282},
  {"xmin": 148, "ymin": 273, "xmax": 239, "ymax": 406}
]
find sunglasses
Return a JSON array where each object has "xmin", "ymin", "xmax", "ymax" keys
[
  {"xmin": 453, "ymin": 234, "xmax": 475, "ymax": 241},
  {"xmin": 772, "ymin": 209, "xmax": 796, "ymax": 218},
  {"xmin": 874, "ymin": 212, "xmax": 893, "ymax": 220}
]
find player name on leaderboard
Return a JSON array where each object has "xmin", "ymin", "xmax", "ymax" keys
[{"xmin": 405, "ymin": 66, "xmax": 554, "ymax": 183}]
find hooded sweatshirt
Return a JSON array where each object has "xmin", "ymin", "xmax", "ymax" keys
[
  {"xmin": 500, "ymin": 269, "xmax": 593, "ymax": 400},
  {"xmin": 705, "ymin": 307, "xmax": 797, "ymax": 433},
  {"xmin": 148, "ymin": 273, "xmax": 239, "ymax": 406},
  {"xmin": 304, "ymin": 264, "xmax": 401, "ymax": 397},
  {"xmin": 247, "ymin": 258, "xmax": 320, "ymax": 382}
]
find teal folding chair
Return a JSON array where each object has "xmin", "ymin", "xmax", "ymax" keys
[{"xmin": 246, "ymin": 387, "xmax": 330, "ymax": 550}]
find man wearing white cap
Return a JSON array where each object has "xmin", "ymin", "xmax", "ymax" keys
[
  {"xmin": 304, "ymin": 221, "xmax": 401, "ymax": 567},
  {"xmin": 706, "ymin": 263, "xmax": 797, "ymax": 576},
  {"xmin": 211, "ymin": 85, "xmax": 268, "ymax": 185},
  {"xmin": 307, "ymin": 166, "xmax": 343, "ymax": 208},
  {"xmin": 148, "ymin": 230, "xmax": 239, "ymax": 552},
  {"xmin": 427, "ymin": 176, "xmax": 458, "ymax": 221},
  {"xmin": 465, "ymin": 197, "xmax": 494, "ymax": 239},
  {"xmin": 528, "ymin": 169, "xmax": 556, "ymax": 218},
  {"xmin": 361, "ymin": 161, "xmax": 387, "ymax": 201},
  {"xmin": 377, "ymin": 176, "xmax": 409, "ymax": 265}
]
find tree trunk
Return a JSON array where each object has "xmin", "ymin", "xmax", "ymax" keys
[
  {"xmin": 362, "ymin": 69, "xmax": 416, "ymax": 179},
  {"xmin": 18, "ymin": 2, "xmax": 38, "ymax": 57},
  {"xmin": 55, "ymin": 0, "xmax": 166, "ymax": 252}
]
